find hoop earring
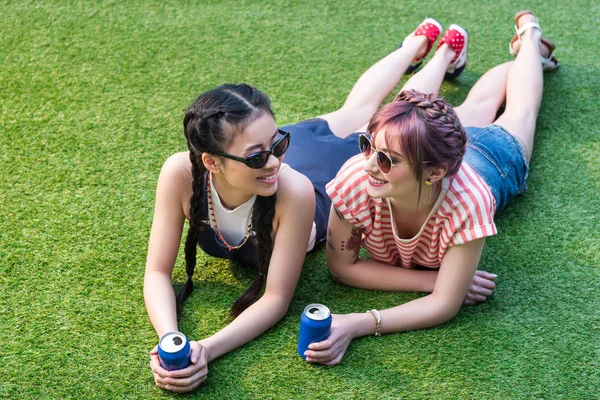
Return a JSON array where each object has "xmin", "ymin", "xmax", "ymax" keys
[{"xmin": 425, "ymin": 179, "xmax": 432, "ymax": 186}]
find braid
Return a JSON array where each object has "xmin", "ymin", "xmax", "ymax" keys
[
  {"xmin": 176, "ymin": 149, "xmax": 206, "ymax": 317},
  {"xmin": 176, "ymin": 83, "xmax": 276, "ymax": 318},
  {"xmin": 229, "ymin": 194, "xmax": 276, "ymax": 317},
  {"xmin": 393, "ymin": 90, "xmax": 467, "ymax": 177}
]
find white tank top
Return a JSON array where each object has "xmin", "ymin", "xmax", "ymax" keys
[{"xmin": 210, "ymin": 167, "xmax": 317, "ymax": 252}]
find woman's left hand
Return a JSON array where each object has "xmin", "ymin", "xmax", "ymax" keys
[
  {"xmin": 303, "ymin": 314, "xmax": 358, "ymax": 366},
  {"xmin": 463, "ymin": 270, "xmax": 497, "ymax": 305}
]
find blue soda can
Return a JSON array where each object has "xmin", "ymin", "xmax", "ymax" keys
[
  {"xmin": 297, "ymin": 303, "xmax": 332, "ymax": 358},
  {"xmin": 158, "ymin": 331, "xmax": 191, "ymax": 371}
]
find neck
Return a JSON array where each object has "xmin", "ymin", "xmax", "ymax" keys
[
  {"xmin": 389, "ymin": 181, "xmax": 442, "ymax": 214},
  {"xmin": 210, "ymin": 173, "xmax": 254, "ymax": 210}
]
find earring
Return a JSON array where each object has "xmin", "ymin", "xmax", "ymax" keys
[{"xmin": 425, "ymin": 179, "xmax": 432, "ymax": 186}]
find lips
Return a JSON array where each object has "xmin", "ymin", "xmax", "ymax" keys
[
  {"xmin": 368, "ymin": 174, "xmax": 387, "ymax": 187},
  {"xmin": 257, "ymin": 172, "xmax": 278, "ymax": 184}
]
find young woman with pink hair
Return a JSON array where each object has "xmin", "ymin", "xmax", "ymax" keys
[{"xmin": 304, "ymin": 10, "xmax": 558, "ymax": 365}]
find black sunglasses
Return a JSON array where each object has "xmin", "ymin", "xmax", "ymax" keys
[
  {"xmin": 216, "ymin": 130, "xmax": 291, "ymax": 169},
  {"xmin": 359, "ymin": 134, "xmax": 403, "ymax": 174}
]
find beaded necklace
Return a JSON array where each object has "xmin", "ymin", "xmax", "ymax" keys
[{"xmin": 206, "ymin": 173, "xmax": 254, "ymax": 251}]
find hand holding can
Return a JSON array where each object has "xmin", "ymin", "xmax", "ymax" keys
[
  {"xmin": 158, "ymin": 331, "xmax": 191, "ymax": 371},
  {"xmin": 297, "ymin": 303, "xmax": 332, "ymax": 359}
]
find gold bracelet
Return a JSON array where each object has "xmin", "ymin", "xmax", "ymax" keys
[{"xmin": 367, "ymin": 309, "xmax": 381, "ymax": 337}]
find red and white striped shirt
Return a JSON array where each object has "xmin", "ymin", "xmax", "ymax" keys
[{"xmin": 326, "ymin": 155, "xmax": 497, "ymax": 268}]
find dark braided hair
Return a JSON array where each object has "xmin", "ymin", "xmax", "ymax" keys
[{"xmin": 177, "ymin": 83, "xmax": 275, "ymax": 318}]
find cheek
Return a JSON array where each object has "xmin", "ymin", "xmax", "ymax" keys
[
  {"xmin": 221, "ymin": 163, "xmax": 252, "ymax": 182},
  {"xmin": 389, "ymin": 168, "xmax": 415, "ymax": 183},
  {"xmin": 387, "ymin": 168, "xmax": 420, "ymax": 190}
]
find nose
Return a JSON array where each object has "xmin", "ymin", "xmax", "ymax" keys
[
  {"xmin": 363, "ymin": 151, "xmax": 379, "ymax": 174},
  {"xmin": 264, "ymin": 152, "xmax": 280, "ymax": 169}
]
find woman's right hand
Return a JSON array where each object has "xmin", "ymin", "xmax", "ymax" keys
[
  {"xmin": 463, "ymin": 270, "xmax": 497, "ymax": 305},
  {"xmin": 149, "ymin": 340, "xmax": 208, "ymax": 393}
]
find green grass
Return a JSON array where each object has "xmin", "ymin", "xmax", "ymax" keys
[{"xmin": 1, "ymin": 0, "xmax": 598, "ymax": 398}]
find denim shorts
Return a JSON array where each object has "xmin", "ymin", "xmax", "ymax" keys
[
  {"xmin": 463, "ymin": 124, "xmax": 529, "ymax": 213},
  {"xmin": 280, "ymin": 118, "xmax": 361, "ymax": 243}
]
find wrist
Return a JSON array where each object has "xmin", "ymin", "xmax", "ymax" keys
[
  {"xmin": 366, "ymin": 309, "xmax": 381, "ymax": 337},
  {"xmin": 197, "ymin": 338, "xmax": 216, "ymax": 363},
  {"xmin": 350, "ymin": 312, "xmax": 379, "ymax": 338}
]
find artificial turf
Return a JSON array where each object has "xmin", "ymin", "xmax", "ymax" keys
[{"xmin": 1, "ymin": 0, "xmax": 598, "ymax": 398}]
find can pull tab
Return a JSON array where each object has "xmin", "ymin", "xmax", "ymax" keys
[{"xmin": 309, "ymin": 307, "xmax": 328, "ymax": 319}]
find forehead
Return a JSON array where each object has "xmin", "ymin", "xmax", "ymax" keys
[
  {"xmin": 373, "ymin": 128, "xmax": 403, "ymax": 155},
  {"xmin": 226, "ymin": 113, "xmax": 277, "ymax": 150}
]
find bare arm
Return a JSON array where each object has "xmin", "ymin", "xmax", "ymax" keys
[
  {"xmin": 305, "ymin": 205, "xmax": 485, "ymax": 365},
  {"xmin": 326, "ymin": 205, "xmax": 438, "ymax": 292},
  {"xmin": 146, "ymin": 158, "xmax": 314, "ymax": 391},
  {"xmin": 143, "ymin": 153, "xmax": 189, "ymax": 338},
  {"xmin": 199, "ymin": 167, "xmax": 315, "ymax": 362},
  {"xmin": 308, "ymin": 236, "xmax": 486, "ymax": 365}
]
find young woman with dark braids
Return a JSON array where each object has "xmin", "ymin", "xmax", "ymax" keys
[
  {"xmin": 143, "ymin": 18, "xmax": 464, "ymax": 392},
  {"xmin": 303, "ymin": 11, "xmax": 559, "ymax": 365}
]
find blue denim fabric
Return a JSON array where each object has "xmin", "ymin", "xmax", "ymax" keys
[
  {"xmin": 280, "ymin": 118, "xmax": 361, "ymax": 244},
  {"xmin": 463, "ymin": 124, "xmax": 529, "ymax": 213}
]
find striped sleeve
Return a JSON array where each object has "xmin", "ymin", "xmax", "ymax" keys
[
  {"xmin": 447, "ymin": 164, "xmax": 498, "ymax": 246},
  {"xmin": 325, "ymin": 155, "xmax": 372, "ymax": 230}
]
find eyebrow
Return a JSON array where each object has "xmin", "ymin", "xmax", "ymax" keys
[
  {"xmin": 374, "ymin": 143, "xmax": 404, "ymax": 159},
  {"xmin": 243, "ymin": 129, "xmax": 280, "ymax": 152}
]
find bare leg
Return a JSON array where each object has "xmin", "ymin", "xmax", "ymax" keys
[
  {"xmin": 454, "ymin": 62, "xmax": 512, "ymax": 128},
  {"xmin": 400, "ymin": 43, "xmax": 455, "ymax": 96},
  {"xmin": 319, "ymin": 35, "xmax": 428, "ymax": 138},
  {"xmin": 350, "ymin": 41, "xmax": 457, "ymax": 132},
  {"xmin": 493, "ymin": 13, "xmax": 544, "ymax": 162}
]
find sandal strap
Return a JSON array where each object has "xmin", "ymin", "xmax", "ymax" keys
[{"xmin": 515, "ymin": 21, "xmax": 541, "ymax": 38}]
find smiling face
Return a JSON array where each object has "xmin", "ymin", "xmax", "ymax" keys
[
  {"xmin": 209, "ymin": 113, "xmax": 283, "ymax": 208},
  {"xmin": 363, "ymin": 129, "xmax": 422, "ymax": 200}
]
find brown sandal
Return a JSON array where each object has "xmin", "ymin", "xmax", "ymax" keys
[{"xmin": 508, "ymin": 10, "xmax": 559, "ymax": 71}]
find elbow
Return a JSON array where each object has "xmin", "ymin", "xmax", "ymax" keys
[
  {"xmin": 428, "ymin": 295, "xmax": 462, "ymax": 325},
  {"xmin": 326, "ymin": 255, "xmax": 350, "ymax": 285},
  {"xmin": 261, "ymin": 293, "xmax": 292, "ymax": 320}
]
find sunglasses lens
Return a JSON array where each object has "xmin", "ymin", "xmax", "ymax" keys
[
  {"xmin": 273, "ymin": 134, "xmax": 290, "ymax": 157},
  {"xmin": 376, "ymin": 151, "xmax": 392, "ymax": 174},
  {"xmin": 359, "ymin": 135, "xmax": 372, "ymax": 157},
  {"xmin": 246, "ymin": 153, "xmax": 269, "ymax": 169}
]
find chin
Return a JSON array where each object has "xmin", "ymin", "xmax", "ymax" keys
[
  {"xmin": 255, "ymin": 182, "xmax": 278, "ymax": 197},
  {"xmin": 366, "ymin": 185, "xmax": 387, "ymax": 199}
]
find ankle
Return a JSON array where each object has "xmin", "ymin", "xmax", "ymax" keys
[
  {"xmin": 521, "ymin": 28, "xmax": 542, "ymax": 42},
  {"xmin": 435, "ymin": 43, "xmax": 456, "ymax": 60},
  {"xmin": 405, "ymin": 35, "xmax": 429, "ymax": 59}
]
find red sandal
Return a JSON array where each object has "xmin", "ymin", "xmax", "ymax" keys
[
  {"xmin": 400, "ymin": 18, "xmax": 443, "ymax": 74},
  {"xmin": 437, "ymin": 24, "xmax": 469, "ymax": 81}
]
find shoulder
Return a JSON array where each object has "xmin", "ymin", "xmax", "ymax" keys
[
  {"xmin": 326, "ymin": 155, "xmax": 374, "ymax": 226},
  {"xmin": 158, "ymin": 152, "xmax": 193, "ymax": 190},
  {"xmin": 326, "ymin": 155, "xmax": 369, "ymax": 205},
  {"xmin": 441, "ymin": 163, "xmax": 497, "ymax": 244},
  {"xmin": 276, "ymin": 165, "xmax": 314, "ymax": 206},
  {"xmin": 161, "ymin": 151, "xmax": 192, "ymax": 177},
  {"xmin": 271, "ymin": 165, "xmax": 316, "ymax": 232},
  {"xmin": 446, "ymin": 163, "xmax": 495, "ymax": 216},
  {"xmin": 156, "ymin": 152, "xmax": 193, "ymax": 216}
]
